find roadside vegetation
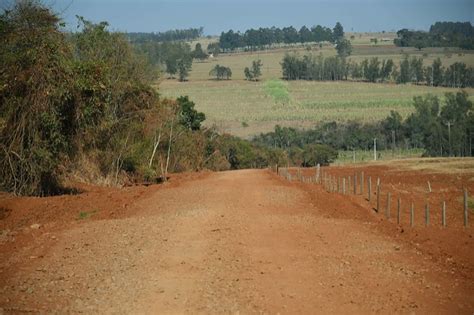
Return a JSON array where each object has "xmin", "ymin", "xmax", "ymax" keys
[{"xmin": 0, "ymin": 1, "xmax": 287, "ymax": 196}]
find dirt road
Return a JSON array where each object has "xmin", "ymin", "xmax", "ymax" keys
[{"xmin": 1, "ymin": 169, "xmax": 473, "ymax": 313}]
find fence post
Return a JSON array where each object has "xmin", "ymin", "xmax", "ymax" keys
[
  {"xmin": 425, "ymin": 203, "xmax": 430, "ymax": 226},
  {"xmin": 376, "ymin": 179, "xmax": 381, "ymax": 213},
  {"xmin": 397, "ymin": 197, "xmax": 401, "ymax": 224},
  {"xmin": 354, "ymin": 173, "xmax": 357, "ymax": 195},
  {"xmin": 442, "ymin": 201, "xmax": 446, "ymax": 227},
  {"xmin": 360, "ymin": 171, "xmax": 364, "ymax": 195},
  {"xmin": 410, "ymin": 203, "xmax": 415, "ymax": 227},
  {"xmin": 386, "ymin": 192, "xmax": 391, "ymax": 219},
  {"xmin": 464, "ymin": 189, "xmax": 469, "ymax": 227},
  {"xmin": 368, "ymin": 176, "xmax": 372, "ymax": 201},
  {"xmin": 343, "ymin": 178, "xmax": 346, "ymax": 195},
  {"xmin": 316, "ymin": 164, "xmax": 320, "ymax": 184}
]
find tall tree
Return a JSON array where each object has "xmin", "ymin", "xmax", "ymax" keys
[
  {"xmin": 192, "ymin": 43, "xmax": 208, "ymax": 61},
  {"xmin": 333, "ymin": 22, "xmax": 344, "ymax": 42},
  {"xmin": 335, "ymin": 38, "xmax": 352, "ymax": 57}
]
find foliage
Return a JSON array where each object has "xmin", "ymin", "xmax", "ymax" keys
[
  {"xmin": 209, "ymin": 64, "xmax": 232, "ymax": 80},
  {"xmin": 177, "ymin": 96, "xmax": 205, "ymax": 130},
  {"xmin": 280, "ymin": 53, "xmax": 474, "ymax": 87},
  {"xmin": 394, "ymin": 22, "xmax": 474, "ymax": 50},
  {"xmin": 0, "ymin": 1, "xmax": 75, "ymax": 195},
  {"xmin": 191, "ymin": 43, "xmax": 208, "ymax": 61},
  {"xmin": 219, "ymin": 23, "xmax": 340, "ymax": 51},
  {"xmin": 177, "ymin": 56, "xmax": 192, "ymax": 81},
  {"xmin": 333, "ymin": 22, "xmax": 344, "ymax": 42},
  {"xmin": 127, "ymin": 27, "xmax": 203, "ymax": 43},
  {"xmin": 335, "ymin": 38, "xmax": 352, "ymax": 57},
  {"xmin": 244, "ymin": 59, "xmax": 263, "ymax": 81},
  {"xmin": 253, "ymin": 91, "xmax": 473, "ymax": 158}
]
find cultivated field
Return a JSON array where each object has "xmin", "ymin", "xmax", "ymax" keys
[
  {"xmin": 159, "ymin": 34, "xmax": 474, "ymax": 138},
  {"xmin": 159, "ymin": 79, "xmax": 474, "ymax": 138}
]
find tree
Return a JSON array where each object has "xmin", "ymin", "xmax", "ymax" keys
[
  {"xmin": 0, "ymin": 1, "xmax": 75, "ymax": 195},
  {"xmin": 431, "ymin": 58, "xmax": 444, "ymax": 86},
  {"xmin": 207, "ymin": 42, "xmax": 220, "ymax": 56},
  {"xmin": 177, "ymin": 57, "xmax": 192, "ymax": 81},
  {"xmin": 364, "ymin": 57, "xmax": 380, "ymax": 82},
  {"xmin": 177, "ymin": 96, "xmax": 206, "ymax": 131},
  {"xmin": 209, "ymin": 64, "xmax": 232, "ymax": 80},
  {"xmin": 380, "ymin": 59, "xmax": 394, "ymax": 82},
  {"xmin": 335, "ymin": 38, "xmax": 352, "ymax": 57},
  {"xmin": 244, "ymin": 59, "xmax": 263, "ymax": 81},
  {"xmin": 333, "ymin": 22, "xmax": 344, "ymax": 42},
  {"xmin": 410, "ymin": 57, "xmax": 424, "ymax": 83},
  {"xmin": 192, "ymin": 43, "xmax": 208, "ymax": 61},
  {"xmin": 299, "ymin": 26, "xmax": 313, "ymax": 43},
  {"xmin": 398, "ymin": 56, "xmax": 410, "ymax": 83}
]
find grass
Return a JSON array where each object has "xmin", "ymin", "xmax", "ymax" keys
[
  {"xmin": 389, "ymin": 157, "xmax": 474, "ymax": 174},
  {"xmin": 159, "ymin": 79, "xmax": 474, "ymax": 138},
  {"xmin": 78, "ymin": 209, "xmax": 98, "ymax": 220},
  {"xmin": 334, "ymin": 149, "xmax": 424, "ymax": 165},
  {"xmin": 264, "ymin": 79, "xmax": 291, "ymax": 105}
]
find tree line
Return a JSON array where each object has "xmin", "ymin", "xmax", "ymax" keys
[
  {"xmin": 281, "ymin": 53, "xmax": 474, "ymax": 87},
  {"xmin": 394, "ymin": 22, "xmax": 474, "ymax": 50},
  {"xmin": 127, "ymin": 27, "xmax": 204, "ymax": 43},
  {"xmin": 253, "ymin": 91, "xmax": 473, "ymax": 159},
  {"xmin": 219, "ymin": 22, "xmax": 344, "ymax": 51}
]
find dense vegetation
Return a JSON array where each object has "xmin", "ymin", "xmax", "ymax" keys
[
  {"xmin": 0, "ymin": 2, "xmax": 288, "ymax": 195},
  {"xmin": 394, "ymin": 22, "xmax": 474, "ymax": 50},
  {"xmin": 127, "ymin": 27, "xmax": 204, "ymax": 43},
  {"xmin": 219, "ymin": 22, "xmax": 343, "ymax": 51},
  {"xmin": 281, "ymin": 54, "xmax": 474, "ymax": 87},
  {"xmin": 253, "ymin": 91, "xmax": 474, "ymax": 157}
]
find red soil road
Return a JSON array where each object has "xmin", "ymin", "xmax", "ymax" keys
[{"xmin": 0, "ymin": 169, "xmax": 473, "ymax": 313}]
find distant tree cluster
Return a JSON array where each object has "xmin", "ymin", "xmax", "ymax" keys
[
  {"xmin": 219, "ymin": 22, "xmax": 344, "ymax": 51},
  {"xmin": 209, "ymin": 65, "xmax": 232, "ymax": 80},
  {"xmin": 394, "ymin": 22, "xmax": 474, "ymax": 50},
  {"xmin": 244, "ymin": 60, "xmax": 263, "ymax": 81},
  {"xmin": 281, "ymin": 53, "xmax": 474, "ymax": 87},
  {"xmin": 253, "ymin": 91, "xmax": 473, "ymax": 158},
  {"xmin": 127, "ymin": 27, "xmax": 204, "ymax": 43}
]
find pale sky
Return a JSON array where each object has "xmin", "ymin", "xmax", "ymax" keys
[{"xmin": 4, "ymin": 0, "xmax": 474, "ymax": 34}]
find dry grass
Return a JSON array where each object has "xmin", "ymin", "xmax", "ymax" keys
[
  {"xmin": 386, "ymin": 157, "xmax": 474, "ymax": 174},
  {"xmin": 158, "ymin": 79, "xmax": 474, "ymax": 138}
]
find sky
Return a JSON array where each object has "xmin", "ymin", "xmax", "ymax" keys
[{"xmin": 10, "ymin": 0, "xmax": 474, "ymax": 34}]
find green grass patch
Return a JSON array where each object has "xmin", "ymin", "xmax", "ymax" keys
[
  {"xmin": 78, "ymin": 209, "xmax": 98, "ymax": 220},
  {"xmin": 263, "ymin": 79, "xmax": 290, "ymax": 105}
]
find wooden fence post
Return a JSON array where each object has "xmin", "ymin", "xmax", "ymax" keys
[
  {"xmin": 410, "ymin": 203, "xmax": 414, "ymax": 227},
  {"xmin": 360, "ymin": 171, "xmax": 364, "ymax": 195},
  {"xmin": 442, "ymin": 201, "xmax": 446, "ymax": 227},
  {"xmin": 376, "ymin": 179, "xmax": 381, "ymax": 213},
  {"xmin": 425, "ymin": 203, "xmax": 430, "ymax": 226},
  {"xmin": 397, "ymin": 197, "xmax": 401, "ymax": 224},
  {"xmin": 343, "ymin": 178, "xmax": 346, "ymax": 195},
  {"xmin": 386, "ymin": 192, "xmax": 391, "ymax": 219},
  {"xmin": 368, "ymin": 176, "xmax": 372, "ymax": 202},
  {"xmin": 354, "ymin": 173, "xmax": 357, "ymax": 195},
  {"xmin": 464, "ymin": 189, "xmax": 469, "ymax": 227}
]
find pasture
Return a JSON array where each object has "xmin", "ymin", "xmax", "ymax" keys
[
  {"xmin": 159, "ymin": 34, "xmax": 474, "ymax": 138},
  {"xmin": 159, "ymin": 79, "xmax": 474, "ymax": 138}
]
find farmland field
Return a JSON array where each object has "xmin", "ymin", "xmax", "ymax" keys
[
  {"xmin": 159, "ymin": 79, "xmax": 474, "ymax": 138},
  {"xmin": 159, "ymin": 35, "xmax": 474, "ymax": 138}
]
